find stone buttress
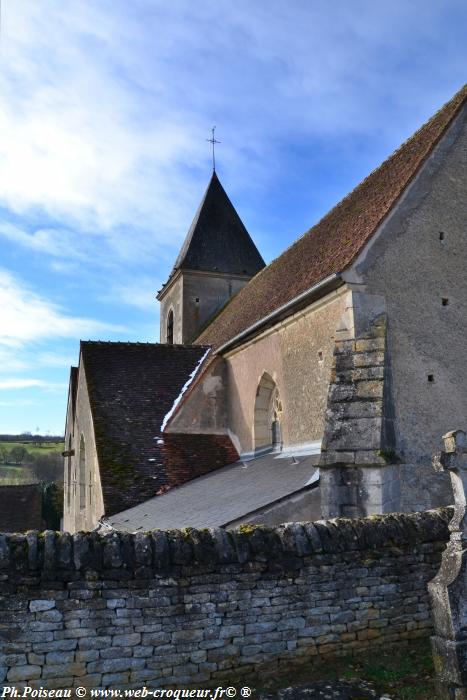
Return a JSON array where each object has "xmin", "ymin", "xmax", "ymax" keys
[{"xmin": 319, "ymin": 313, "xmax": 400, "ymax": 518}]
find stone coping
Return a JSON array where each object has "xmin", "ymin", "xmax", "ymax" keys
[{"xmin": 0, "ymin": 509, "xmax": 452, "ymax": 575}]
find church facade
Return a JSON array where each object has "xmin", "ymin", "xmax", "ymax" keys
[{"xmin": 64, "ymin": 85, "xmax": 467, "ymax": 533}]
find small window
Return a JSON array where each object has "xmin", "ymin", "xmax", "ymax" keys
[
  {"xmin": 439, "ymin": 232, "xmax": 445, "ymax": 241},
  {"xmin": 195, "ymin": 297, "xmax": 200, "ymax": 303},
  {"xmin": 167, "ymin": 310, "xmax": 174, "ymax": 344},
  {"xmin": 442, "ymin": 298, "xmax": 449, "ymax": 306},
  {"xmin": 318, "ymin": 351, "xmax": 323, "ymax": 362},
  {"xmin": 428, "ymin": 374, "xmax": 434, "ymax": 383}
]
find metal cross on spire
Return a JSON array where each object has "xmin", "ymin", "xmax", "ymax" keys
[{"xmin": 206, "ymin": 126, "xmax": 220, "ymax": 171}]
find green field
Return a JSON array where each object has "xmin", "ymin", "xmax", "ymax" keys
[
  {"xmin": 0, "ymin": 465, "xmax": 38, "ymax": 485},
  {"xmin": 0, "ymin": 441, "xmax": 64, "ymax": 456},
  {"xmin": 0, "ymin": 441, "xmax": 64, "ymax": 485}
]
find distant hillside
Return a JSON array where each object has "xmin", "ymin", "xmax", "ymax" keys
[{"xmin": 0, "ymin": 433, "xmax": 64, "ymax": 444}]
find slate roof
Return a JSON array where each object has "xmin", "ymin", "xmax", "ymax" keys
[
  {"xmin": 81, "ymin": 342, "xmax": 238, "ymax": 516},
  {"xmin": 198, "ymin": 85, "xmax": 467, "ymax": 350},
  {"xmin": 0, "ymin": 484, "xmax": 42, "ymax": 532},
  {"xmin": 161, "ymin": 171, "xmax": 265, "ymax": 288},
  {"xmin": 106, "ymin": 452, "xmax": 320, "ymax": 531}
]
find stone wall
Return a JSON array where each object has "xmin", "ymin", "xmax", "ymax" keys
[
  {"xmin": 224, "ymin": 286, "xmax": 350, "ymax": 456},
  {"xmin": 319, "ymin": 313, "xmax": 401, "ymax": 518},
  {"xmin": 347, "ymin": 102, "xmax": 467, "ymax": 479},
  {"xmin": 0, "ymin": 509, "xmax": 450, "ymax": 691},
  {"xmin": 63, "ymin": 354, "xmax": 105, "ymax": 534}
]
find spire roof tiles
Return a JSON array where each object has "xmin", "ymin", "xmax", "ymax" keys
[{"xmin": 166, "ymin": 171, "xmax": 265, "ymax": 282}]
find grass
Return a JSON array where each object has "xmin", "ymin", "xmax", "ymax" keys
[
  {"xmin": 0, "ymin": 465, "xmax": 38, "ymax": 485},
  {"xmin": 0, "ymin": 441, "xmax": 63, "ymax": 484},
  {"xmin": 249, "ymin": 638, "xmax": 437, "ymax": 700},
  {"xmin": 0, "ymin": 440, "xmax": 64, "ymax": 456}
]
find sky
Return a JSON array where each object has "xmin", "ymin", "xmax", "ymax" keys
[{"xmin": 0, "ymin": 0, "xmax": 466, "ymax": 435}]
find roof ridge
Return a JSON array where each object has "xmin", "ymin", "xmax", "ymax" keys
[
  {"xmin": 264, "ymin": 84, "xmax": 467, "ymax": 269},
  {"xmin": 197, "ymin": 84, "xmax": 467, "ymax": 350},
  {"xmin": 80, "ymin": 340, "xmax": 211, "ymax": 348}
]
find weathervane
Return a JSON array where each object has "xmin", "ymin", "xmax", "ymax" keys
[{"xmin": 206, "ymin": 126, "xmax": 220, "ymax": 171}]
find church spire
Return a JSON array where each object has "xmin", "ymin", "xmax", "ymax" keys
[
  {"xmin": 169, "ymin": 171, "xmax": 265, "ymax": 279},
  {"xmin": 157, "ymin": 171, "xmax": 265, "ymax": 345}
]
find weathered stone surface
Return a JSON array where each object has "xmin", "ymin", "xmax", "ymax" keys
[
  {"xmin": 429, "ymin": 431, "xmax": 467, "ymax": 698},
  {"xmin": 30, "ymin": 600, "xmax": 55, "ymax": 613},
  {"xmin": 0, "ymin": 511, "xmax": 451, "ymax": 689},
  {"xmin": 7, "ymin": 664, "xmax": 41, "ymax": 681}
]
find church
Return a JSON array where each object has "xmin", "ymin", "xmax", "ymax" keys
[{"xmin": 63, "ymin": 84, "xmax": 467, "ymax": 534}]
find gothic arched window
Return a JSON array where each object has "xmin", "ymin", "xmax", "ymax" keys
[
  {"xmin": 66, "ymin": 435, "xmax": 72, "ymax": 510},
  {"xmin": 167, "ymin": 309, "xmax": 174, "ymax": 344},
  {"xmin": 79, "ymin": 435, "xmax": 86, "ymax": 510}
]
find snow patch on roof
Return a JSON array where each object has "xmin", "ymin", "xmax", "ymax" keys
[{"xmin": 160, "ymin": 347, "xmax": 211, "ymax": 432}]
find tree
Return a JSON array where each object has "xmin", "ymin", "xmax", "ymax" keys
[
  {"xmin": 9, "ymin": 446, "xmax": 26, "ymax": 465},
  {"xmin": 0, "ymin": 445, "xmax": 8, "ymax": 464},
  {"xmin": 31, "ymin": 452, "xmax": 63, "ymax": 483}
]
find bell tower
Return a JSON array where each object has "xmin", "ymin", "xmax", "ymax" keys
[{"xmin": 157, "ymin": 172, "xmax": 265, "ymax": 344}]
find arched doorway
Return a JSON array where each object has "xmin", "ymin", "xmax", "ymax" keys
[{"xmin": 253, "ymin": 373, "xmax": 283, "ymax": 454}]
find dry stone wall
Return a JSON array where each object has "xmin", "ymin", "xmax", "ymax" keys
[{"xmin": 0, "ymin": 510, "xmax": 451, "ymax": 691}]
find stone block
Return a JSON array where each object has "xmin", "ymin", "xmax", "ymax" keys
[
  {"xmin": 0, "ymin": 654, "xmax": 27, "ymax": 666},
  {"xmin": 133, "ymin": 645, "xmax": 154, "ymax": 658},
  {"xmin": 87, "ymin": 658, "xmax": 145, "ymax": 674},
  {"xmin": 78, "ymin": 635, "xmax": 112, "ymax": 651},
  {"xmin": 74, "ymin": 674, "xmax": 103, "ymax": 688},
  {"xmin": 42, "ymin": 663, "xmax": 86, "ymax": 679},
  {"xmin": 46, "ymin": 651, "xmax": 75, "ymax": 665},
  {"xmin": 102, "ymin": 672, "xmax": 130, "ymax": 686},
  {"xmin": 355, "ymin": 337, "xmax": 385, "ymax": 352},
  {"xmin": 219, "ymin": 625, "xmax": 243, "ymax": 638},
  {"xmin": 277, "ymin": 618, "xmax": 305, "ymax": 631},
  {"xmin": 76, "ymin": 650, "xmax": 99, "ymax": 662},
  {"xmin": 33, "ymin": 639, "xmax": 78, "ymax": 653},
  {"xmin": 172, "ymin": 629, "xmax": 204, "ymax": 643},
  {"xmin": 7, "ymin": 665, "xmax": 42, "ymax": 682},
  {"xmin": 100, "ymin": 647, "xmax": 132, "ymax": 660},
  {"xmin": 29, "ymin": 600, "xmax": 55, "ymax": 612},
  {"xmin": 112, "ymin": 633, "xmax": 141, "ymax": 647}
]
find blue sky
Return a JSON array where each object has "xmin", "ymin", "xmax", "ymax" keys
[{"xmin": 0, "ymin": 0, "xmax": 466, "ymax": 435}]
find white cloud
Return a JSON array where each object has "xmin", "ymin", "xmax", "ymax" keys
[
  {"xmin": 0, "ymin": 379, "xmax": 67, "ymax": 391},
  {"xmin": 0, "ymin": 0, "xmax": 459, "ymax": 256},
  {"xmin": 0, "ymin": 222, "xmax": 85, "ymax": 259},
  {"xmin": 0, "ymin": 268, "xmax": 123, "ymax": 350},
  {"xmin": 102, "ymin": 277, "xmax": 161, "ymax": 311},
  {"xmin": 36, "ymin": 352, "xmax": 77, "ymax": 368}
]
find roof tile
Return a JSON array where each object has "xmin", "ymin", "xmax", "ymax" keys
[
  {"xmin": 198, "ymin": 85, "xmax": 467, "ymax": 350},
  {"xmin": 81, "ymin": 342, "xmax": 238, "ymax": 516}
]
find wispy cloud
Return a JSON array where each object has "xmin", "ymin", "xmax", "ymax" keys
[
  {"xmin": 1, "ymin": 0, "xmax": 466, "ymax": 435},
  {"xmin": 102, "ymin": 277, "xmax": 161, "ymax": 311},
  {"xmin": 2, "ymin": 0, "xmax": 463, "ymax": 251},
  {"xmin": 0, "ymin": 379, "xmax": 67, "ymax": 391},
  {"xmin": 36, "ymin": 352, "xmax": 77, "ymax": 369},
  {"xmin": 0, "ymin": 268, "xmax": 123, "ymax": 349},
  {"xmin": 0, "ymin": 222, "xmax": 85, "ymax": 259}
]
